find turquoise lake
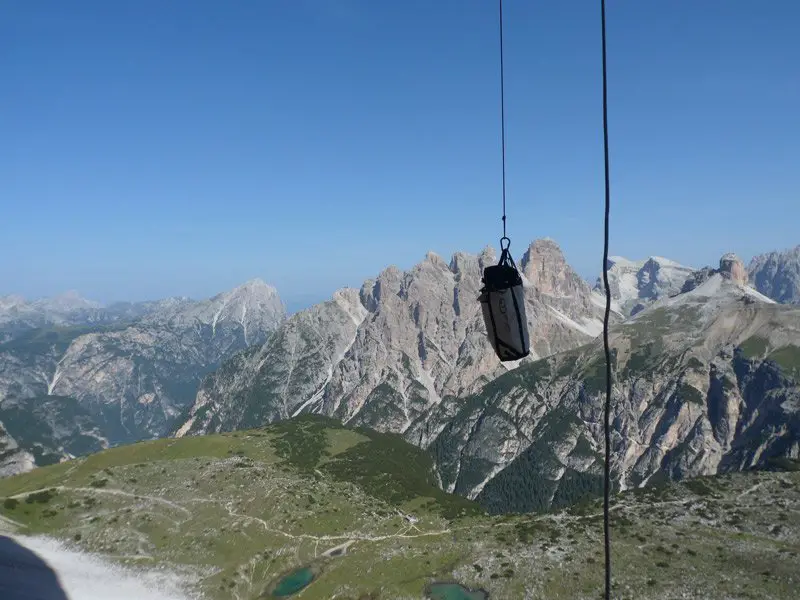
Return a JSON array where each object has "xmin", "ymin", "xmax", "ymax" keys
[
  {"xmin": 271, "ymin": 567, "xmax": 314, "ymax": 597},
  {"xmin": 426, "ymin": 582, "xmax": 489, "ymax": 600}
]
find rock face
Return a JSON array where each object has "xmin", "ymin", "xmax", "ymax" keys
[
  {"xmin": 749, "ymin": 245, "xmax": 800, "ymax": 304},
  {"xmin": 521, "ymin": 239, "xmax": 590, "ymax": 300},
  {"xmin": 1, "ymin": 291, "xmax": 118, "ymax": 336},
  {"xmin": 177, "ymin": 288, "xmax": 367, "ymax": 436},
  {"xmin": 179, "ymin": 249, "xmax": 799, "ymax": 514},
  {"xmin": 0, "ymin": 396, "xmax": 105, "ymax": 467},
  {"xmin": 45, "ymin": 280, "xmax": 285, "ymax": 444},
  {"xmin": 682, "ymin": 254, "xmax": 766, "ymax": 296},
  {"xmin": 0, "ymin": 291, "xmax": 101, "ymax": 325},
  {"xmin": 680, "ymin": 267, "xmax": 716, "ymax": 294},
  {"xmin": 177, "ymin": 240, "xmax": 611, "ymax": 445},
  {"xmin": 0, "ymin": 280, "xmax": 285, "ymax": 472},
  {"xmin": 719, "ymin": 253, "xmax": 748, "ymax": 285},
  {"xmin": 0, "ymin": 292, "xmax": 194, "ymax": 345},
  {"xmin": 431, "ymin": 273, "xmax": 799, "ymax": 513},
  {"xmin": 596, "ymin": 256, "xmax": 695, "ymax": 316},
  {"xmin": 0, "ymin": 420, "xmax": 35, "ymax": 477},
  {"xmin": 4, "ymin": 239, "xmax": 799, "ymax": 511}
]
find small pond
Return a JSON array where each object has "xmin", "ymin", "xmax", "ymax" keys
[
  {"xmin": 426, "ymin": 582, "xmax": 489, "ymax": 600},
  {"xmin": 271, "ymin": 567, "xmax": 314, "ymax": 597}
]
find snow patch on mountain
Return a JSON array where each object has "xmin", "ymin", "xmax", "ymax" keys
[
  {"xmin": 597, "ymin": 255, "xmax": 696, "ymax": 315},
  {"xmin": 548, "ymin": 306, "xmax": 602, "ymax": 338}
]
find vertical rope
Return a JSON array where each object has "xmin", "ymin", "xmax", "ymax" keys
[
  {"xmin": 600, "ymin": 0, "xmax": 613, "ymax": 598},
  {"xmin": 498, "ymin": 0, "xmax": 507, "ymax": 240}
]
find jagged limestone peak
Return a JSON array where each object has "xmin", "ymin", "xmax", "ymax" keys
[{"xmin": 719, "ymin": 253, "xmax": 748, "ymax": 285}]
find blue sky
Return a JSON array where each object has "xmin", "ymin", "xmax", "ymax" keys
[{"xmin": 2, "ymin": 0, "xmax": 798, "ymax": 311}]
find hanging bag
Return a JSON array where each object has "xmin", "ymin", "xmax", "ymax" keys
[
  {"xmin": 478, "ymin": 0, "xmax": 529, "ymax": 362},
  {"xmin": 479, "ymin": 238, "xmax": 530, "ymax": 361}
]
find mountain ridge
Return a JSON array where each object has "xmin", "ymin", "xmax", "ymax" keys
[
  {"xmin": 2, "ymin": 239, "xmax": 798, "ymax": 493},
  {"xmin": 177, "ymin": 239, "xmax": 612, "ymax": 445},
  {"xmin": 749, "ymin": 244, "xmax": 800, "ymax": 304},
  {"xmin": 433, "ymin": 272, "xmax": 799, "ymax": 513},
  {"xmin": 175, "ymin": 242, "xmax": 799, "ymax": 514},
  {"xmin": 0, "ymin": 280, "xmax": 286, "ymax": 474}
]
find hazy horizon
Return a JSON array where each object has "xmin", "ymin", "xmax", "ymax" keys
[{"xmin": 4, "ymin": 237, "xmax": 794, "ymax": 314}]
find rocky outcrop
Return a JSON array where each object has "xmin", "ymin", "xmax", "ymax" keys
[
  {"xmin": 1, "ymin": 292, "xmax": 117, "ymax": 337},
  {"xmin": 0, "ymin": 420, "xmax": 35, "ymax": 477},
  {"xmin": 0, "ymin": 280, "xmax": 285, "ymax": 469},
  {"xmin": 177, "ymin": 239, "xmax": 610, "ymax": 444},
  {"xmin": 5, "ymin": 240, "xmax": 798, "ymax": 503},
  {"xmin": 178, "ymin": 248, "xmax": 798, "ymax": 512},
  {"xmin": 43, "ymin": 280, "xmax": 285, "ymax": 444},
  {"xmin": 749, "ymin": 245, "xmax": 800, "ymax": 304},
  {"xmin": 680, "ymin": 267, "xmax": 715, "ymax": 294},
  {"xmin": 177, "ymin": 288, "xmax": 366, "ymax": 435},
  {"xmin": 521, "ymin": 239, "xmax": 590, "ymax": 301},
  {"xmin": 0, "ymin": 396, "xmax": 106, "ymax": 470},
  {"xmin": 683, "ymin": 253, "xmax": 764, "ymax": 296},
  {"xmin": 431, "ymin": 273, "xmax": 800, "ymax": 513},
  {"xmin": 720, "ymin": 253, "xmax": 748, "ymax": 285},
  {"xmin": 596, "ymin": 255, "xmax": 695, "ymax": 316}
]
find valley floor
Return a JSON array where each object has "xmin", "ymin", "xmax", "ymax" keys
[{"xmin": 0, "ymin": 420, "xmax": 797, "ymax": 600}]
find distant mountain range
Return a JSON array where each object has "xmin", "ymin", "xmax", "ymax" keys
[
  {"xmin": 2, "ymin": 241, "xmax": 799, "ymax": 516},
  {"xmin": 436, "ymin": 270, "xmax": 797, "ymax": 513},
  {"xmin": 596, "ymin": 255, "xmax": 695, "ymax": 316},
  {"xmin": 749, "ymin": 245, "xmax": 800, "ymax": 304},
  {"xmin": 0, "ymin": 291, "xmax": 174, "ymax": 342},
  {"xmin": 1, "ymin": 280, "xmax": 284, "ymax": 475},
  {"xmin": 174, "ymin": 244, "xmax": 799, "ymax": 513},
  {"xmin": 178, "ymin": 240, "xmax": 609, "ymax": 442}
]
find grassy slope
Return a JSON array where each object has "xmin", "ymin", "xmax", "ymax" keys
[{"xmin": 0, "ymin": 416, "xmax": 798, "ymax": 600}]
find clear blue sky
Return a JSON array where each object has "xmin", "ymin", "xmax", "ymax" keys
[{"xmin": 2, "ymin": 1, "xmax": 798, "ymax": 311}]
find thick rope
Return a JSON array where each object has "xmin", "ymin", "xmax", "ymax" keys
[{"xmin": 600, "ymin": 0, "xmax": 613, "ymax": 598}]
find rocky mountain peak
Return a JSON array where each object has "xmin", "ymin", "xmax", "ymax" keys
[
  {"xmin": 378, "ymin": 265, "xmax": 405, "ymax": 294},
  {"xmin": 138, "ymin": 280, "xmax": 286, "ymax": 348},
  {"xmin": 378, "ymin": 265, "xmax": 402, "ymax": 281},
  {"xmin": 0, "ymin": 295, "xmax": 26, "ymax": 311},
  {"xmin": 478, "ymin": 246, "xmax": 497, "ymax": 270},
  {"xmin": 177, "ymin": 238, "xmax": 611, "ymax": 443},
  {"xmin": 219, "ymin": 279, "xmax": 284, "ymax": 321},
  {"xmin": 359, "ymin": 266, "xmax": 402, "ymax": 313},
  {"xmin": 599, "ymin": 255, "xmax": 695, "ymax": 316},
  {"xmin": 0, "ymin": 279, "xmax": 288, "ymax": 463},
  {"xmin": 519, "ymin": 238, "xmax": 588, "ymax": 299},
  {"xmin": 332, "ymin": 287, "xmax": 363, "ymax": 311},
  {"xmin": 216, "ymin": 278, "xmax": 279, "ymax": 301},
  {"xmin": 521, "ymin": 237, "xmax": 564, "ymax": 263},
  {"xmin": 0, "ymin": 290, "xmax": 107, "ymax": 329},
  {"xmin": 449, "ymin": 251, "xmax": 474, "ymax": 276},
  {"xmin": 234, "ymin": 278, "xmax": 278, "ymax": 294},
  {"xmin": 748, "ymin": 245, "xmax": 800, "ymax": 304},
  {"xmin": 36, "ymin": 290, "xmax": 102, "ymax": 312},
  {"xmin": 680, "ymin": 267, "xmax": 715, "ymax": 294},
  {"xmin": 422, "ymin": 251, "xmax": 449, "ymax": 270},
  {"xmin": 719, "ymin": 253, "xmax": 748, "ymax": 285}
]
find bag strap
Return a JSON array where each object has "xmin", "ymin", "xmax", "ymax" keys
[{"xmin": 498, "ymin": 236, "xmax": 519, "ymax": 271}]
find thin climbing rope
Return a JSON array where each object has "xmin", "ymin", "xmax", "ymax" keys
[
  {"xmin": 498, "ymin": 0, "xmax": 508, "ymax": 241},
  {"xmin": 600, "ymin": 0, "xmax": 613, "ymax": 598},
  {"xmin": 494, "ymin": 0, "xmax": 612, "ymax": 594}
]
